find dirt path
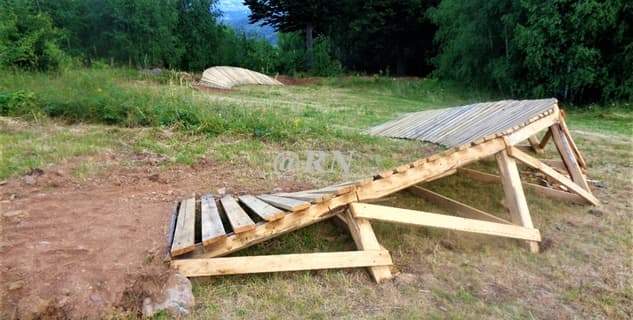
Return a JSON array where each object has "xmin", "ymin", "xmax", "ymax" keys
[{"xmin": 0, "ymin": 156, "xmax": 308, "ymax": 318}]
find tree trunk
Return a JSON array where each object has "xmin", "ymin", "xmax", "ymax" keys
[{"xmin": 305, "ymin": 23, "xmax": 314, "ymax": 70}]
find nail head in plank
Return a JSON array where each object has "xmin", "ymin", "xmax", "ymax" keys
[
  {"xmin": 239, "ymin": 195, "xmax": 285, "ymax": 221},
  {"xmin": 257, "ymin": 194, "xmax": 311, "ymax": 212},
  {"xmin": 220, "ymin": 195, "xmax": 256, "ymax": 233},
  {"xmin": 171, "ymin": 197, "xmax": 196, "ymax": 256},
  {"xmin": 200, "ymin": 194, "xmax": 226, "ymax": 246}
]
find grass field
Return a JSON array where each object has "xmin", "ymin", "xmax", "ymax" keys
[{"xmin": 1, "ymin": 68, "xmax": 631, "ymax": 319}]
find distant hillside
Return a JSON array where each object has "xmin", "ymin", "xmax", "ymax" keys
[{"xmin": 217, "ymin": 0, "xmax": 277, "ymax": 44}]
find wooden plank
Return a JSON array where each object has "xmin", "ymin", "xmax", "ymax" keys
[
  {"xmin": 539, "ymin": 129, "xmax": 552, "ymax": 149},
  {"xmin": 200, "ymin": 194, "xmax": 226, "ymax": 246},
  {"xmin": 275, "ymin": 192, "xmax": 333, "ymax": 203},
  {"xmin": 305, "ymin": 184, "xmax": 355, "ymax": 196},
  {"xmin": 238, "ymin": 195, "xmax": 285, "ymax": 221},
  {"xmin": 559, "ymin": 115, "xmax": 587, "ymax": 168},
  {"xmin": 165, "ymin": 203, "xmax": 179, "ymax": 259},
  {"xmin": 496, "ymin": 150, "xmax": 540, "ymax": 252},
  {"xmin": 220, "ymin": 195, "xmax": 256, "ymax": 233},
  {"xmin": 505, "ymin": 109, "xmax": 560, "ymax": 145},
  {"xmin": 257, "ymin": 194, "xmax": 311, "ymax": 212},
  {"xmin": 551, "ymin": 124, "xmax": 590, "ymax": 191},
  {"xmin": 356, "ymin": 138, "xmax": 507, "ymax": 201},
  {"xmin": 507, "ymin": 146, "xmax": 599, "ymax": 205},
  {"xmin": 171, "ymin": 197, "xmax": 196, "ymax": 256},
  {"xmin": 193, "ymin": 191, "xmax": 358, "ymax": 259},
  {"xmin": 349, "ymin": 203, "xmax": 541, "ymax": 242},
  {"xmin": 458, "ymin": 168, "xmax": 585, "ymax": 204},
  {"xmin": 528, "ymin": 136, "xmax": 545, "ymax": 154},
  {"xmin": 172, "ymin": 250, "xmax": 393, "ymax": 277},
  {"xmin": 339, "ymin": 211, "xmax": 393, "ymax": 283},
  {"xmin": 408, "ymin": 186, "xmax": 511, "ymax": 224}
]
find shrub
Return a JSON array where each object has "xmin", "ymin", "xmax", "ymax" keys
[{"xmin": 0, "ymin": 2, "xmax": 68, "ymax": 71}]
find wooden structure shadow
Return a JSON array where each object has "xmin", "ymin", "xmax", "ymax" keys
[{"xmin": 166, "ymin": 99, "xmax": 598, "ymax": 282}]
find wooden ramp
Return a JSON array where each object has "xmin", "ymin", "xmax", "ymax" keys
[{"xmin": 168, "ymin": 99, "xmax": 598, "ymax": 282}]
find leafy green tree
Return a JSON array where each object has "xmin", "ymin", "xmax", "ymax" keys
[
  {"xmin": 244, "ymin": 0, "xmax": 336, "ymax": 68},
  {"xmin": 430, "ymin": 0, "xmax": 632, "ymax": 103},
  {"xmin": 0, "ymin": 0, "xmax": 67, "ymax": 71}
]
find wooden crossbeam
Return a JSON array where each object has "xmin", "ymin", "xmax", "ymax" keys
[
  {"xmin": 171, "ymin": 250, "xmax": 393, "ymax": 277},
  {"xmin": 407, "ymin": 186, "xmax": 511, "ymax": 224},
  {"xmin": 496, "ymin": 150, "xmax": 540, "ymax": 252},
  {"xmin": 507, "ymin": 146, "xmax": 599, "ymax": 205},
  {"xmin": 458, "ymin": 168, "xmax": 585, "ymax": 204},
  {"xmin": 349, "ymin": 203, "xmax": 541, "ymax": 242}
]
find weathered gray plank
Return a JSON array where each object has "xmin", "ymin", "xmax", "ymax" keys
[
  {"xmin": 171, "ymin": 197, "xmax": 196, "ymax": 256},
  {"xmin": 257, "ymin": 194, "xmax": 311, "ymax": 212},
  {"xmin": 220, "ymin": 195, "xmax": 256, "ymax": 233},
  {"xmin": 200, "ymin": 194, "xmax": 226, "ymax": 246},
  {"xmin": 239, "ymin": 195, "xmax": 285, "ymax": 221}
]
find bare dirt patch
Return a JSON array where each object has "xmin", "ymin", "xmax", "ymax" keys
[{"xmin": 0, "ymin": 154, "xmax": 310, "ymax": 319}]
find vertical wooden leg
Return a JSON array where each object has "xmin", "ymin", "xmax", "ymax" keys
[
  {"xmin": 339, "ymin": 210, "xmax": 393, "ymax": 283},
  {"xmin": 496, "ymin": 150, "xmax": 540, "ymax": 253},
  {"xmin": 528, "ymin": 136, "xmax": 544, "ymax": 154},
  {"xmin": 551, "ymin": 124, "xmax": 591, "ymax": 191}
]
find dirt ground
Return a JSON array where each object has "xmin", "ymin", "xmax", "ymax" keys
[{"xmin": 0, "ymin": 154, "xmax": 309, "ymax": 319}]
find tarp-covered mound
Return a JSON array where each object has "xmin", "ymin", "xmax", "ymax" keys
[{"xmin": 199, "ymin": 66, "xmax": 283, "ymax": 89}]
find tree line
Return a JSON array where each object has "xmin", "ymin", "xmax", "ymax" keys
[{"xmin": 0, "ymin": 0, "xmax": 631, "ymax": 104}]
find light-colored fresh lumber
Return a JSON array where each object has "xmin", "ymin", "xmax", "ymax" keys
[
  {"xmin": 171, "ymin": 197, "xmax": 196, "ymax": 256},
  {"xmin": 528, "ymin": 135, "xmax": 545, "ymax": 154},
  {"xmin": 220, "ymin": 195, "xmax": 256, "ymax": 233},
  {"xmin": 349, "ymin": 203, "xmax": 541, "ymax": 242},
  {"xmin": 505, "ymin": 109, "xmax": 559, "ymax": 145},
  {"xmin": 238, "ymin": 195, "xmax": 285, "ymax": 221},
  {"xmin": 172, "ymin": 250, "xmax": 392, "ymax": 277},
  {"xmin": 551, "ymin": 124, "xmax": 591, "ymax": 191},
  {"xmin": 339, "ymin": 210, "xmax": 393, "ymax": 283},
  {"xmin": 507, "ymin": 146, "xmax": 599, "ymax": 205},
  {"xmin": 458, "ymin": 168, "xmax": 585, "ymax": 204},
  {"xmin": 274, "ymin": 191, "xmax": 333, "ymax": 203},
  {"xmin": 495, "ymin": 150, "xmax": 540, "ymax": 252},
  {"xmin": 257, "ymin": 194, "xmax": 311, "ymax": 212},
  {"xmin": 200, "ymin": 194, "xmax": 226, "ymax": 246},
  {"xmin": 408, "ymin": 186, "xmax": 511, "ymax": 224},
  {"xmin": 539, "ymin": 129, "xmax": 552, "ymax": 149},
  {"xmin": 356, "ymin": 138, "xmax": 507, "ymax": 201},
  {"xmin": 559, "ymin": 115, "xmax": 587, "ymax": 168}
]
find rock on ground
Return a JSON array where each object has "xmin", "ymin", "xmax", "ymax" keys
[{"xmin": 142, "ymin": 273, "xmax": 194, "ymax": 318}]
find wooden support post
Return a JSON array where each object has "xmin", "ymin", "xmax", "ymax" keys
[
  {"xmin": 340, "ymin": 210, "xmax": 393, "ymax": 283},
  {"xmin": 528, "ymin": 136, "xmax": 545, "ymax": 154},
  {"xmin": 559, "ymin": 116, "xmax": 588, "ymax": 169},
  {"xmin": 495, "ymin": 150, "xmax": 540, "ymax": 253},
  {"xmin": 551, "ymin": 124, "xmax": 591, "ymax": 191},
  {"xmin": 539, "ymin": 129, "xmax": 552, "ymax": 150}
]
